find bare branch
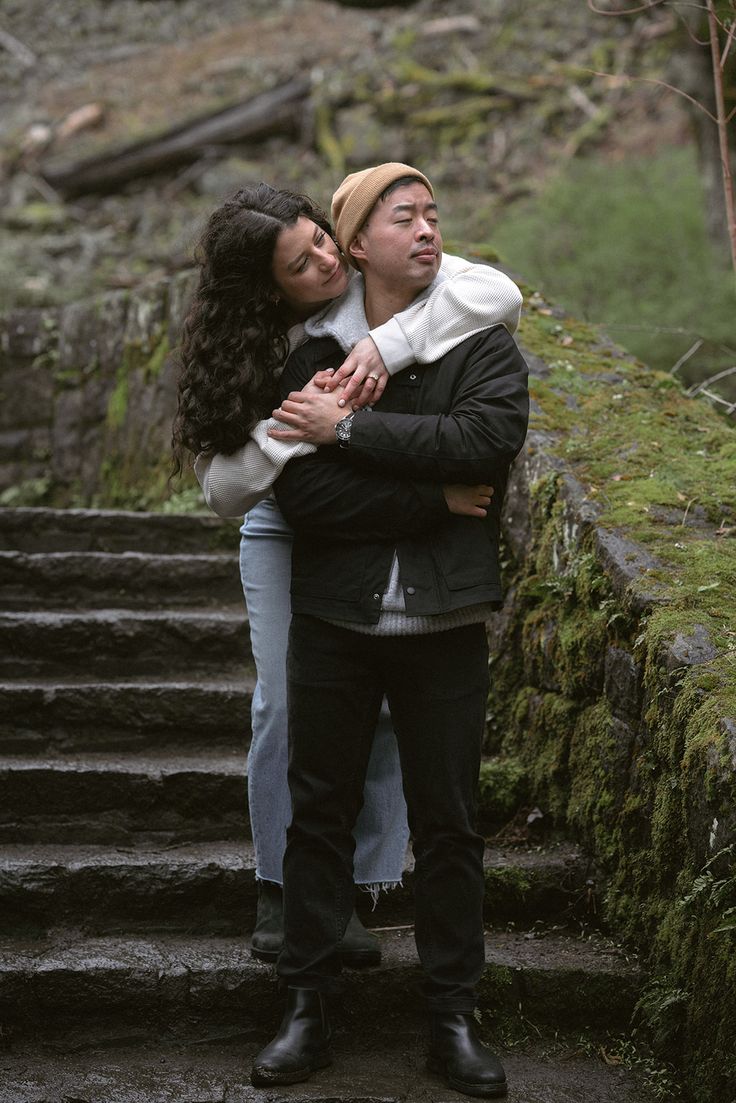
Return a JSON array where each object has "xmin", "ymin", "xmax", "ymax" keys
[
  {"xmin": 695, "ymin": 388, "xmax": 736, "ymax": 414},
  {"xmin": 0, "ymin": 26, "xmax": 37, "ymax": 66},
  {"xmin": 721, "ymin": 20, "xmax": 736, "ymax": 68},
  {"xmin": 706, "ymin": 0, "xmax": 736, "ymax": 277},
  {"xmin": 585, "ymin": 68, "xmax": 718, "ymax": 120},
  {"xmin": 671, "ymin": 339, "xmax": 704, "ymax": 374},
  {"xmin": 586, "ymin": 0, "xmax": 667, "ymax": 14},
  {"xmin": 686, "ymin": 364, "xmax": 736, "ymax": 393},
  {"xmin": 674, "ymin": 10, "xmax": 710, "ymax": 47}
]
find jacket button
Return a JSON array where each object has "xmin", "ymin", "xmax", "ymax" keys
[
  {"xmin": 409, "ymin": 373, "xmax": 417, "ymax": 380},
  {"xmin": 373, "ymin": 593, "xmax": 381, "ymax": 601},
  {"xmin": 406, "ymin": 586, "xmax": 416, "ymax": 595}
]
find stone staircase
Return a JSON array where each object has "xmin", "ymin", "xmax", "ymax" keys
[{"xmin": 0, "ymin": 508, "xmax": 644, "ymax": 1103}]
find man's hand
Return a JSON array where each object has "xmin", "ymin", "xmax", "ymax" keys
[
  {"xmin": 269, "ymin": 387, "xmax": 347, "ymax": 445},
  {"xmin": 443, "ymin": 484, "xmax": 493, "ymax": 517},
  {"xmin": 313, "ymin": 336, "xmax": 389, "ymax": 409}
]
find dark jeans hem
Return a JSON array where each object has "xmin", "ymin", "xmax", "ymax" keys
[{"xmin": 277, "ymin": 973, "xmax": 345, "ymax": 997}]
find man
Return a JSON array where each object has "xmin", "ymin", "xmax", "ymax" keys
[{"xmin": 251, "ymin": 164, "xmax": 529, "ymax": 1098}]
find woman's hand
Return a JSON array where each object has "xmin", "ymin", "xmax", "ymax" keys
[
  {"xmin": 312, "ymin": 336, "xmax": 389, "ymax": 409},
  {"xmin": 443, "ymin": 484, "xmax": 494, "ymax": 517},
  {"xmin": 268, "ymin": 387, "xmax": 348, "ymax": 445}
]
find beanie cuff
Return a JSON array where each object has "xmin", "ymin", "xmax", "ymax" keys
[{"xmin": 331, "ymin": 163, "xmax": 433, "ymax": 262}]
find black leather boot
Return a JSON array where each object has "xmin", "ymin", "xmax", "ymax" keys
[
  {"xmin": 339, "ymin": 910, "xmax": 381, "ymax": 967},
  {"xmin": 427, "ymin": 1012, "xmax": 507, "ymax": 1098},
  {"xmin": 250, "ymin": 880, "xmax": 283, "ymax": 963},
  {"xmin": 251, "ymin": 987, "xmax": 332, "ymax": 1086}
]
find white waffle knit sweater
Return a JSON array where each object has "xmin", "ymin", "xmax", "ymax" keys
[{"xmin": 194, "ymin": 255, "xmax": 522, "ymax": 518}]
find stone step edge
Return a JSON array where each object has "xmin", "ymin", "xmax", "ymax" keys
[
  {"xmin": 0, "ymin": 838, "xmax": 582, "ymax": 876},
  {"xmin": 0, "ymin": 750, "xmax": 248, "ymax": 774},
  {"xmin": 0, "ymin": 928, "xmax": 641, "ymax": 1036},
  {"xmin": 0, "ymin": 609, "xmax": 248, "ymax": 625},
  {"xmin": 0, "ymin": 839, "xmax": 590, "ymax": 934},
  {"xmin": 0, "ymin": 927, "xmax": 639, "ymax": 985},
  {"xmin": 0, "ymin": 676, "xmax": 253, "ymax": 692},
  {"xmin": 0, "ymin": 550, "xmax": 237, "ymax": 563},
  {"xmin": 0, "ymin": 1038, "xmax": 643, "ymax": 1103}
]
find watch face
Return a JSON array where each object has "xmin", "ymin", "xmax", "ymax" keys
[{"xmin": 336, "ymin": 414, "xmax": 353, "ymax": 445}]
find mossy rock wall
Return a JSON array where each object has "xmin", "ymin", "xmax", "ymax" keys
[
  {"xmin": 492, "ymin": 291, "xmax": 736, "ymax": 1103},
  {"xmin": 0, "ymin": 271, "xmax": 196, "ymax": 509}
]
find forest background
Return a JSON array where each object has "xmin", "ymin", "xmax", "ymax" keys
[{"xmin": 1, "ymin": 0, "xmax": 734, "ymax": 435}]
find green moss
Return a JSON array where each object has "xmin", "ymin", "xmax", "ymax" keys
[
  {"xmin": 486, "ymin": 286, "xmax": 736, "ymax": 1099},
  {"xmin": 314, "ymin": 102, "xmax": 345, "ymax": 177},
  {"xmin": 477, "ymin": 756, "xmax": 529, "ymax": 823},
  {"xmin": 483, "ymin": 864, "xmax": 532, "ymax": 906},
  {"xmin": 106, "ymin": 367, "xmax": 129, "ymax": 430},
  {"xmin": 517, "ymin": 293, "xmax": 736, "ymax": 732},
  {"xmin": 145, "ymin": 332, "xmax": 170, "ymax": 380},
  {"xmin": 0, "ymin": 477, "xmax": 53, "ymax": 507}
]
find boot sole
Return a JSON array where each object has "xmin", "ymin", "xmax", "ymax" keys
[
  {"xmin": 250, "ymin": 945, "xmax": 280, "ymax": 964},
  {"xmin": 250, "ymin": 946, "xmax": 381, "ymax": 968},
  {"xmin": 251, "ymin": 1051, "xmax": 332, "ymax": 1086},
  {"xmin": 426, "ymin": 1056, "xmax": 508, "ymax": 1098}
]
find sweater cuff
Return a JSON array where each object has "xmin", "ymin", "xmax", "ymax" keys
[
  {"xmin": 369, "ymin": 317, "xmax": 415, "ymax": 375},
  {"xmin": 251, "ymin": 419, "xmax": 317, "ymax": 464}
]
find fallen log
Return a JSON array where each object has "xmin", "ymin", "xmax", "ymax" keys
[{"xmin": 41, "ymin": 77, "xmax": 311, "ymax": 198}]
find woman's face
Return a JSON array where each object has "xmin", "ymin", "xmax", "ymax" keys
[{"xmin": 271, "ymin": 216, "xmax": 349, "ymax": 319}]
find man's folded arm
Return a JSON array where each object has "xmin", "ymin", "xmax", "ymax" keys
[
  {"xmin": 274, "ymin": 450, "xmax": 449, "ymax": 542},
  {"xmin": 346, "ymin": 328, "xmax": 529, "ymax": 484}
]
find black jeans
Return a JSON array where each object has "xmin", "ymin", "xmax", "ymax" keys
[{"xmin": 279, "ymin": 615, "xmax": 488, "ymax": 1012}]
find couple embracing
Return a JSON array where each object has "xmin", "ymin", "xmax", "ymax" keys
[{"xmin": 173, "ymin": 162, "xmax": 529, "ymax": 1098}]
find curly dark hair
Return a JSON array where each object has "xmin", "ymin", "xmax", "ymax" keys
[{"xmin": 171, "ymin": 183, "xmax": 333, "ymax": 475}]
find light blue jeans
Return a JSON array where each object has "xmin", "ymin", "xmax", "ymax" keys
[{"xmin": 240, "ymin": 496, "xmax": 409, "ymax": 887}]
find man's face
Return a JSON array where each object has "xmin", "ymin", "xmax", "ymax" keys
[{"xmin": 349, "ymin": 181, "xmax": 442, "ymax": 296}]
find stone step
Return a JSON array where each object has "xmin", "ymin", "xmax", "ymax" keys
[
  {"xmin": 0, "ymin": 550, "xmax": 243, "ymax": 609},
  {"xmin": 0, "ymin": 678, "xmax": 252, "ymax": 752},
  {"xmin": 0, "ymin": 507, "xmax": 240, "ymax": 555},
  {"xmin": 0, "ymin": 750, "xmax": 249, "ymax": 844},
  {"xmin": 0, "ymin": 1037, "xmax": 643, "ymax": 1103},
  {"xmin": 0, "ymin": 928, "xmax": 641, "ymax": 1042},
  {"xmin": 0, "ymin": 840, "xmax": 589, "ymax": 937},
  {"xmin": 0, "ymin": 609, "xmax": 252, "ymax": 678}
]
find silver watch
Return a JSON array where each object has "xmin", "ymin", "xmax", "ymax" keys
[{"xmin": 335, "ymin": 412, "xmax": 355, "ymax": 448}]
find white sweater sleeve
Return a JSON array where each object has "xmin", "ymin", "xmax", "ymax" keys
[
  {"xmin": 369, "ymin": 254, "xmax": 523, "ymax": 375},
  {"xmin": 194, "ymin": 421, "xmax": 315, "ymax": 519}
]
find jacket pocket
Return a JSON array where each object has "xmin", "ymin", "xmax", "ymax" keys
[{"xmin": 432, "ymin": 519, "xmax": 498, "ymax": 591}]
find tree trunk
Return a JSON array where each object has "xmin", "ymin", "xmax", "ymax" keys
[
  {"xmin": 668, "ymin": 11, "xmax": 735, "ymax": 266},
  {"xmin": 41, "ymin": 78, "xmax": 310, "ymax": 198}
]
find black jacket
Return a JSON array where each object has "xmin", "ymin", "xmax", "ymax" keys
[{"xmin": 274, "ymin": 325, "xmax": 529, "ymax": 624}]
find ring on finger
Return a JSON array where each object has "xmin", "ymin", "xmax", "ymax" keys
[{"xmin": 368, "ymin": 372, "xmax": 381, "ymax": 382}]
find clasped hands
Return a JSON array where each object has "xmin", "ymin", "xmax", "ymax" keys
[
  {"xmin": 269, "ymin": 335, "xmax": 389, "ymax": 446},
  {"xmin": 268, "ymin": 335, "xmax": 493, "ymax": 519}
]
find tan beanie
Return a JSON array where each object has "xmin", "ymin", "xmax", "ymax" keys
[{"xmin": 331, "ymin": 162, "xmax": 434, "ymax": 263}]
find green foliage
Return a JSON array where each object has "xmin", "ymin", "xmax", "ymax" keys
[
  {"xmin": 488, "ymin": 294, "xmax": 736, "ymax": 1100},
  {"xmin": 492, "ymin": 147, "xmax": 736, "ymax": 379},
  {"xmin": 677, "ymin": 844, "xmax": 736, "ymax": 936},
  {"xmin": 106, "ymin": 366, "xmax": 129, "ymax": 430},
  {"xmin": 161, "ymin": 484, "xmax": 208, "ymax": 514},
  {"xmin": 477, "ymin": 756, "xmax": 529, "ymax": 822},
  {"xmin": 0, "ymin": 477, "xmax": 52, "ymax": 507},
  {"xmin": 635, "ymin": 979, "xmax": 689, "ymax": 1052}
]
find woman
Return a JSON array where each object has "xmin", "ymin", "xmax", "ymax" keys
[{"xmin": 171, "ymin": 183, "xmax": 522, "ymax": 965}]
